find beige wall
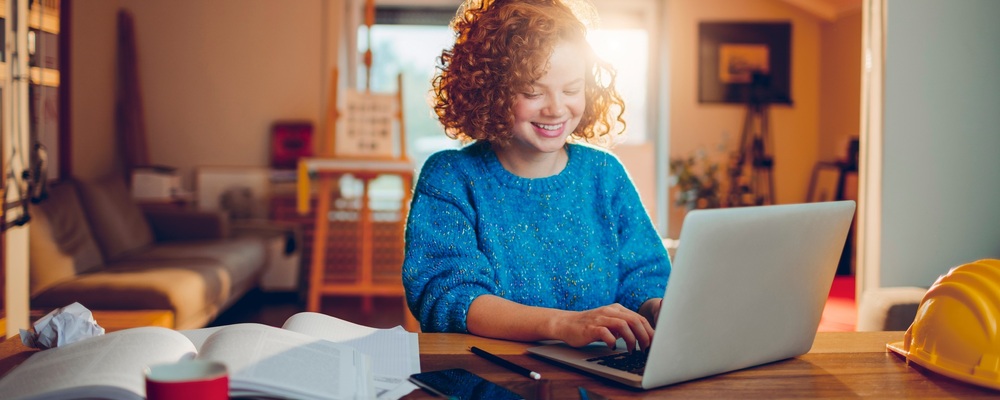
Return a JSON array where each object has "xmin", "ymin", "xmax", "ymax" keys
[
  {"xmin": 818, "ymin": 10, "xmax": 861, "ymax": 161},
  {"xmin": 613, "ymin": 143, "xmax": 657, "ymax": 224},
  {"xmin": 71, "ymin": 0, "xmax": 342, "ymax": 186}
]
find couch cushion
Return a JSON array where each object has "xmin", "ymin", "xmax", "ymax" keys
[
  {"xmin": 120, "ymin": 237, "xmax": 267, "ymax": 292},
  {"xmin": 31, "ymin": 258, "xmax": 232, "ymax": 330},
  {"xmin": 29, "ymin": 181, "xmax": 105, "ymax": 297},
  {"xmin": 76, "ymin": 174, "xmax": 154, "ymax": 260}
]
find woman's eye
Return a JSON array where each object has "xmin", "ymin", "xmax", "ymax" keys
[
  {"xmin": 523, "ymin": 92, "xmax": 541, "ymax": 99},
  {"xmin": 564, "ymin": 89, "xmax": 581, "ymax": 95}
]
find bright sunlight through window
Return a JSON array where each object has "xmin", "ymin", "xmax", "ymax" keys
[{"xmin": 588, "ymin": 29, "xmax": 650, "ymax": 144}]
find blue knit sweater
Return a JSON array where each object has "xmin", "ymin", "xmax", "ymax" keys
[{"xmin": 402, "ymin": 141, "xmax": 671, "ymax": 333}]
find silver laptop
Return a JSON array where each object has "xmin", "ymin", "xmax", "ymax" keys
[{"xmin": 527, "ymin": 201, "xmax": 856, "ymax": 389}]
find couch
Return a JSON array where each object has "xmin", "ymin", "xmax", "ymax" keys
[{"xmin": 28, "ymin": 174, "xmax": 295, "ymax": 330}]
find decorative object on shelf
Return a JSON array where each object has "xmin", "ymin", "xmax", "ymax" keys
[
  {"xmin": 669, "ymin": 152, "xmax": 722, "ymax": 211},
  {"xmin": 130, "ymin": 166, "xmax": 182, "ymax": 202},
  {"xmin": 270, "ymin": 121, "xmax": 313, "ymax": 170}
]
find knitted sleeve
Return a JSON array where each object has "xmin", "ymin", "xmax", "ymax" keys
[
  {"xmin": 607, "ymin": 158, "xmax": 672, "ymax": 311},
  {"xmin": 401, "ymin": 153, "xmax": 495, "ymax": 333}
]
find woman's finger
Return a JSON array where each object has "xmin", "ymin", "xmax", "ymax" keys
[
  {"xmin": 596, "ymin": 327, "xmax": 618, "ymax": 350},
  {"xmin": 606, "ymin": 317, "xmax": 639, "ymax": 353}
]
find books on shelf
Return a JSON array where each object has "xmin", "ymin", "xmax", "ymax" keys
[{"xmin": 0, "ymin": 312, "xmax": 420, "ymax": 400}]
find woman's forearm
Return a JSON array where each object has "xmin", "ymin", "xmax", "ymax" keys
[
  {"xmin": 468, "ymin": 294, "xmax": 657, "ymax": 350},
  {"xmin": 466, "ymin": 294, "xmax": 568, "ymax": 342}
]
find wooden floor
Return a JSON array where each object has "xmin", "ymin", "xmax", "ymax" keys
[{"xmin": 211, "ymin": 276, "xmax": 858, "ymax": 332}]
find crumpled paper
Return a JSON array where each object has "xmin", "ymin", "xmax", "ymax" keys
[{"xmin": 20, "ymin": 302, "xmax": 105, "ymax": 349}]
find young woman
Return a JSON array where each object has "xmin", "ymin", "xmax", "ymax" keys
[{"xmin": 402, "ymin": 0, "xmax": 670, "ymax": 353}]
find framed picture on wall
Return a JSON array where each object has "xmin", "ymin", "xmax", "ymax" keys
[{"xmin": 698, "ymin": 22, "xmax": 793, "ymax": 104}]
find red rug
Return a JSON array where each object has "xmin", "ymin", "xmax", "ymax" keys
[{"xmin": 818, "ymin": 275, "xmax": 856, "ymax": 332}]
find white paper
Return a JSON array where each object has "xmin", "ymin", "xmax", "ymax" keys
[
  {"xmin": 281, "ymin": 312, "xmax": 421, "ymax": 399},
  {"xmin": 20, "ymin": 302, "xmax": 105, "ymax": 349},
  {"xmin": 198, "ymin": 323, "xmax": 373, "ymax": 400},
  {"xmin": 183, "ymin": 313, "xmax": 419, "ymax": 399}
]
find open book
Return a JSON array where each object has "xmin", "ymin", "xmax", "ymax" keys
[
  {"xmin": 184, "ymin": 312, "xmax": 421, "ymax": 399},
  {"xmin": 0, "ymin": 312, "xmax": 419, "ymax": 400}
]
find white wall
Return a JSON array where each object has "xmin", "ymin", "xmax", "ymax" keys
[
  {"xmin": 880, "ymin": 0, "xmax": 1000, "ymax": 287},
  {"xmin": 818, "ymin": 10, "xmax": 861, "ymax": 162}
]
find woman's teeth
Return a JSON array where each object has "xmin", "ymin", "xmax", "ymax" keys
[{"xmin": 534, "ymin": 122, "xmax": 563, "ymax": 131}]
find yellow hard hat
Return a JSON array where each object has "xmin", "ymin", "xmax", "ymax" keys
[{"xmin": 887, "ymin": 259, "xmax": 1000, "ymax": 390}]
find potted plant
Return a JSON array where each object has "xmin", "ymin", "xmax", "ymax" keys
[{"xmin": 669, "ymin": 152, "xmax": 722, "ymax": 211}]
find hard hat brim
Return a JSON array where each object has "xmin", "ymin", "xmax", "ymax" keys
[{"xmin": 888, "ymin": 341, "xmax": 1000, "ymax": 391}]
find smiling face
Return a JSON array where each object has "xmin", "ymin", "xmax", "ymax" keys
[{"xmin": 504, "ymin": 41, "xmax": 587, "ymax": 162}]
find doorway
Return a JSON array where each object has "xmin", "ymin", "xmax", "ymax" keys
[{"xmin": 662, "ymin": 0, "xmax": 863, "ymax": 330}]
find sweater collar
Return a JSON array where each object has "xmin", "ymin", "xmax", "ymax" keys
[{"xmin": 476, "ymin": 141, "xmax": 578, "ymax": 193}]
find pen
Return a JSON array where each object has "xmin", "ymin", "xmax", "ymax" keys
[{"xmin": 469, "ymin": 346, "xmax": 542, "ymax": 380}]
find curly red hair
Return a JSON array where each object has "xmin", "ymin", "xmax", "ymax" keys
[{"xmin": 432, "ymin": 0, "xmax": 625, "ymax": 145}]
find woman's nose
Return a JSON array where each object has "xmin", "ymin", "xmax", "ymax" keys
[{"xmin": 543, "ymin": 95, "xmax": 566, "ymax": 117}]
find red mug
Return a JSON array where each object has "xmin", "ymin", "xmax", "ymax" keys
[{"xmin": 144, "ymin": 360, "xmax": 228, "ymax": 400}]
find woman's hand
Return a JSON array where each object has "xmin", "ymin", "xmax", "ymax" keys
[
  {"xmin": 550, "ymin": 303, "xmax": 655, "ymax": 352},
  {"xmin": 638, "ymin": 297, "xmax": 663, "ymax": 326},
  {"xmin": 466, "ymin": 296, "xmax": 654, "ymax": 352}
]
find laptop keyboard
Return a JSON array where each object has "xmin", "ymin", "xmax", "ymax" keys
[{"xmin": 586, "ymin": 351, "xmax": 648, "ymax": 375}]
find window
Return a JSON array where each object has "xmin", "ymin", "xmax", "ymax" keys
[{"xmin": 588, "ymin": 28, "xmax": 650, "ymax": 144}]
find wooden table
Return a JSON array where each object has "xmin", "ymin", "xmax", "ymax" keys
[
  {"xmin": 1, "ymin": 331, "xmax": 996, "ymax": 398},
  {"xmin": 408, "ymin": 332, "xmax": 999, "ymax": 399}
]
